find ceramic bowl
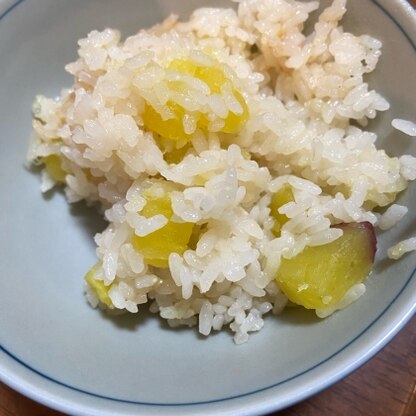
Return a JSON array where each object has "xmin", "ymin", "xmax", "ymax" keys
[{"xmin": 0, "ymin": 0, "xmax": 415, "ymax": 415}]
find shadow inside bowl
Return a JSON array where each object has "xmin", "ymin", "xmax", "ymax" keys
[
  {"xmin": 95, "ymin": 304, "xmax": 212, "ymax": 340},
  {"xmin": 274, "ymin": 307, "xmax": 320, "ymax": 326},
  {"xmin": 373, "ymin": 256, "xmax": 397, "ymax": 275},
  {"xmin": 26, "ymin": 159, "xmax": 109, "ymax": 236},
  {"xmin": 96, "ymin": 306, "xmax": 154, "ymax": 331},
  {"xmin": 68, "ymin": 201, "xmax": 108, "ymax": 243}
]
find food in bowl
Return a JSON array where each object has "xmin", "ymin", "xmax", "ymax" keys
[{"xmin": 27, "ymin": 0, "xmax": 416, "ymax": 343}]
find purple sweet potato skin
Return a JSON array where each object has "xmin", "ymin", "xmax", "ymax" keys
[{"xmin": 335, "ymin": 222, "xmax": 377, "ymax": 262}]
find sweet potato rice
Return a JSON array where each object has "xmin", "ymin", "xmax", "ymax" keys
[{"xmin": 28, "ymin": 0, "xmax": 416, "ymax": 343}]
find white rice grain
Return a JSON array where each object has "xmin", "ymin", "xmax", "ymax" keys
[
  {"xmin": 199, "ymin": 301, "xmax": 214, "ymax": 335},
  {"xmin": 388, "ymin": 238, "xmax": 416, "ymax": 260},
  {"xmin": 392, "ymin": 118, "xmax": 416, "ymax": 137},
  {"xmin": 378, "ymin": 204, "xmax": 408, "ymax": 230}
]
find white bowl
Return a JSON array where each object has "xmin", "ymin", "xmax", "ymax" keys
[{"xmin": 0, "ymin": 0, "xmax": 415, "ymax": 415}]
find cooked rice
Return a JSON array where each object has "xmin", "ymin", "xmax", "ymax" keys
[
  {"xmin": 377, "ymin": 204, "xmax": 408, "ymax": 231},
  {"xmin": 316, "ymin": 283, "xmax": 366, "ymax": 319},
  {"xmin": 388, "ymin": 238, "xmax": 416, "ymax": 260},
  {"xmin": 28, "ymin": 0, "xmax": 416, "ymax": 343},
  {"xmin": 392, "ymin": 118, "xmax": 416, "ymax": 137}
]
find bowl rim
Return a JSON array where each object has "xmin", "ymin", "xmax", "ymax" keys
[{"xmin": 0, "ymin": 0, "xmax": 415, "ymax": 415}]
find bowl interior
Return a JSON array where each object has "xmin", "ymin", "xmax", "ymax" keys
[{"xmin": 0, "ymin": 0, "xmax": 415, "ymax": 414}]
